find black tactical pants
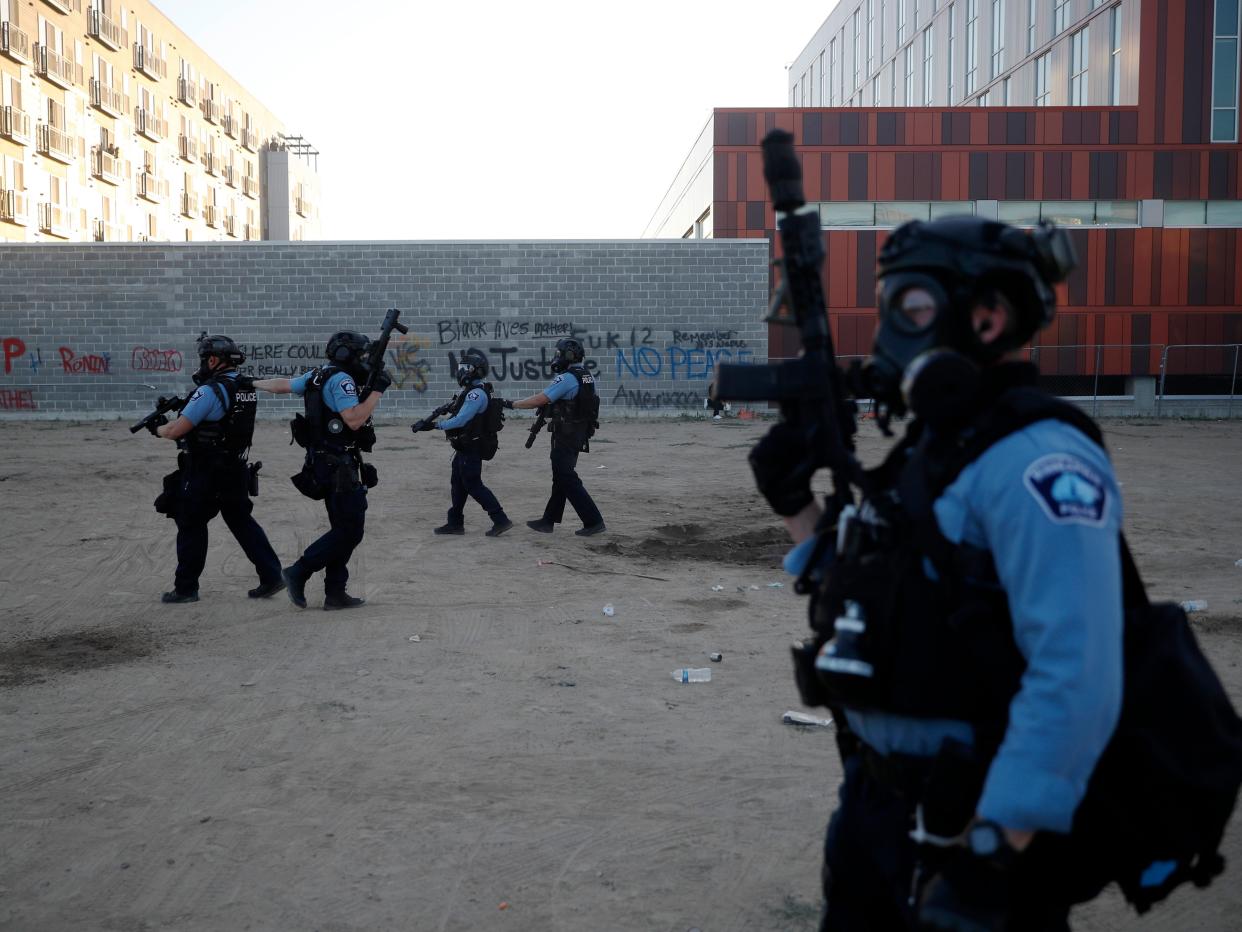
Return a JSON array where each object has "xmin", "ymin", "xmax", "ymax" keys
[
  {"xmin": 541, "ymin": 434, "xmax": 603, "ymax": 528},
  {"xmin": 292, "ymin": 454, "xmax": 368, "ymax": 596},
  {"xmin": 820, "ymin": 755, "xmax": 1075, "ymax": 932},
  {"xmin": 447, "ymin": 451, "xmax": 507, "ymax": 526},
  {"xmin": 172, "ymin": 458, "xmax": 282, "ymax": 595}
]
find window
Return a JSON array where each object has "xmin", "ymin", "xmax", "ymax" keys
[
  {"xmin": 810, "ymin": 62, "xmax": 816, "ymax": 104},
  {"xmin": 790, "ymin": 85, "xmax": 797, "ymax": 106},
  {"xmin": 1027, "ymin": 0, "xmax": 1037, "ymax": 53},
  {"xmin": 880, "ymin": 0, "xmax": 886, "ymax": 59},
  {"xmin": 929, "ymin": 201, "xmax": 975, "ymax": 219},
  {"xmin": 1165, "ymin": 200, "xmax": 1242, "ymax": 225},
  {"xmin": 820, "ymin": 202, "xmax": 877, "ymax": 226},
  {"xmin": 853, "ymin": 9, "xmax": 861, "ymax": 91},
  {"xmin": 966, "ymin": 0, "xmax": 979, "ymax": 94},
  {"xmin": 1035, "ymin": 51, "xmax": 1051, "ymax": 105},
  {"xmin": 904, "ymin": 43, "xmax": 914, "ymax": 104},
  {"xmin": 819, "ymin": 50, "xmax": 825, "ymax": 104},
  {"xmin": 948, "ymin": 2, "xmax": 957, "ymax": 102},
  {"xmin": 1069, "ymin": 27, "xmax": 1089, "ymax": 104},
  {"xmin": 1002, "ymin": 75, "xmax": 1011, "ymax": 104},
  {"xmin": 800, "ymin": 73, "xmax": 807, "ymax": 106},
  {"xmin": 816, "ymin": 201, "xmax": 976, "ymax": 228},
  {"xmin": 829, "ymin": 37, "xmax": 837, "ymax": 105},
  {"xmin": 1053, "ymin": 0, "xmax": 1069, "ymax": 35},
  {"xmin": 998, "ymin": 200, "xmax": 1139, "ymax": 226},
  {"xmin": 1109, "ymin": 5, "xmax": 1122, "ymax": 105},
  {"xmin": 877, "ymin": 201, "xmax": 931, "ymax": 224},
  {"xmin": 867, "ymin": 0, "xmax": 875, "ymax": 72},
  {"xmin": 1212, "ymin": 0, "xmax": 1241, "ymax": 141},
  {"xmin": 840, "ymin": 26, "xmax": 847, "ymax": 101},
  {"xmin": 898, "ymin": 0, "xmax": 907, "ymax": 44},
  {"xmin": 923, "ymin": 26, "xmax": 935, "ymax": 104},
  {"xmin": 873, "ymin": 74, "xmax": 881, "ymax": 105},
  {"xmin": 991, "ymin": 0, "xmax": 1005, "ymax": 78}
]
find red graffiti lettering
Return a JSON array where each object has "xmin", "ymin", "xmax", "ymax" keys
[
  {"xmin": 0, "ymin": 388, "xmax": 36, "ymax": 410},
  {"xmin": 59, "ymin": 347, "xmax": 112, "ymax": 375},
  {"xmin": 131, "ymin": 346, "xmax": 183, "ymax": 372},
  {"xmin": 2, "ymin": 337, "xmax": 25, "ymax": 375}
]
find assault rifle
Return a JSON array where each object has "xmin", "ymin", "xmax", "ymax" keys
[
  {"xmin": 713, "ymin": 129, "xmax": 867, "ymax": 552},
  {"xmin": 524, "ymin": 406, "xmax": 548, "ymax": 449},
  {"xmin": 361, "ymin": 307, "xmax": 408, "ymax": 398},
  {"xmin": 130, "ymin": 394, "xmax": 188, "ymax": 434},
  {"xmin": 411, "ymin": 401, "xmax": 453, "ymax": 434}
]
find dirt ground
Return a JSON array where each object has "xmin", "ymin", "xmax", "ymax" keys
[{"xmin": 1, "ymin": 415, "xmax": 1239, "ymax": 932}]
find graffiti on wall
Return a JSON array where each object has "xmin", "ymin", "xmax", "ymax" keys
[
  {"xmin": 0, "ymin": 388, "xmax": 36, "ymax": 409},
  {"xmin": 58, "ymin": 347, "xmax": 112, "ymax": 375},
  {"xmin": 387, "ymin": 334, "xmax": 432, "ymax": 392},
  {"xmin": 234, "ymin": 342, "xmax": 322, "ymax": 379},
  {"xmin": 131, "ymin": 346, "xmax": 183, "ymax": 373}
]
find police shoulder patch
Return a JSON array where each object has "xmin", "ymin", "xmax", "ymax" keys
[
  {"xmin": 1023, "ymin": 453, "xmax": 1108, "ymax": 526},
  {"xmin": 340, "ymin": 377, "xmax": 358, "ymax": 396}
]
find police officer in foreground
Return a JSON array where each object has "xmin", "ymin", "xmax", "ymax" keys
[
  {"xmin": 150, "ymin": 335, "xmax": 284, "ymax": 603},
  {"xmin": 506, "ymin": 337, "xmax": 605, "ymax": 536},
  {"xmin": 753, "ymin": 217, "xmax": 1124, "ymax": 930},
  {"xmin": 417, "ymin": 350, "xmax": 512, "ymax": 537},
  {"xmin": 253, "ymin": 331, "xmax": 390, "ymax": 610}
]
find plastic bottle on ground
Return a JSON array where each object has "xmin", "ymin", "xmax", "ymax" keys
[
  {"xmin": 1181, "ymin": 600, "xmax": 1208, "ymax": 613},
  {"xmin": 672, "ymin": 667, "xmax": 712, "ymax": 683}
]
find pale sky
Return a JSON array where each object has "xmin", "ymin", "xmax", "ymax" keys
[{"xmin": 152, "ymin": 0, "xmax": 830, "ymax": 240}]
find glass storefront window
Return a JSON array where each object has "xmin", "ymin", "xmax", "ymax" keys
[
  {"xmin": 1094, "ymin": 201, "xmax": 1140, "ymax": 225},
  {"xmin": 1206, "ymin": 200, "xmax": 1242, "ymax": 224},
  {"xmin": 1041, "ymin": 201, "xmax": 1096, "ymax": 225},
  {"xmin": 877, "ymin": 201, "xmax": 931, "ymax": 224},
  {"xmin": 929, "ymin": 201, "xmax": 976, "ymax": 219},
  {"xmin": 997, "ymin": 201, "xmax": 1041, "ymax": 224},
  {"xmin": 819, "ymin": 202, "xmax": 876, "ymax": 226},
  {"xmin": 1164, "ymin": 201, "xmax": 1209, "ymax": 225}
]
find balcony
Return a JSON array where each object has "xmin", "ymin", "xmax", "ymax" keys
[
  {"xmin": 38, "ymin": 202, "xmax": 72, "ymax": 238},
  {"xmin": 181, "ymin": 190, "xmax": 199, "ymax": 218},
  {"xmin": 241, "ymin": 175, "xmax": 258, "ymax": 199},
  {"xmin": 223, "ymin": 214, "xmax": 236, "ymax": 237},
  {"xmin": 87, "ymin": 7, "xmax": 125, "ymax": 50},
  {"xmin": 178, "ymin": 133, "xmax": 198, "ymax": 162},
  {"xmin": 1, "ymin": 21, "xmax": 31, "ymax": 63},
  {"xmin": 133, "ymin": 43, "xmax": 167, "ymax": 80},
  {"xmin": 34, "ymin": 44, "xmax": 80, "ymax": 88},
  {"xmin": 222, "ymin": 164, "xmax": 236, "ymax": 187},
  {"xmin": 177, "ymin": 76, "xmax": 196, "ymax": 107},
  {"xmin": 1, "ymin": 105, "xmax": 31, "ymax": 145},
  {"xmin": 92, "ymin": 219, "xmax": 123, "ymax": 242},
  {"xmin": 203, "ymin": 204, "xmax": 217, "ymax": 227},
  {"xmin": 138, "ymin": 172, "xmax": 167, "ymax": 203},
  {"xmin": 201, "ymin": 98, "xmax": 220, "ymax": 124},
  {"xmin": 91, "ymin": 145, "xmax": 123, "ymax": 185},
  {"xmin": 202, "ymin": 151, "xmax": 217, "ymax": 175},
  {"xmin": 134, "ymin": 107, "xmax": 166, "ymax": 141},
  {"xmin": 221, "ymin": 113, "xmax": 235, "ymax": 137},
  {"xmin": 42, "ymin": 0, "xmax": 80, "ymax": 13},
  {"xmin": 89, "ymin": 78, "xmax": 126, "ymax": 118},
  {"xmin": 36, "ymin": 123, "xmax": 74, "ymax": 163},
  {"xmin": 0, "ymin": 190, "xmax": 28, "ymax": 225},
  {"xmin": 240, "ymin": 127, "xmax": 256, "ymax": 151}
]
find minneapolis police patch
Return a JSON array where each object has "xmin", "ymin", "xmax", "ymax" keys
[
  {"xmin": 341, "ymin": 378, "xmax": 357, "ymax": 396},
  {"xmin": 1023, "ymin": 454, "xmax": 1108, "ymax": 526}
]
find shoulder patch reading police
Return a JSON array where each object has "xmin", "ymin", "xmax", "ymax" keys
[
  {"xmin": 1023, "ymin": 453, "xmax": 1108, "ymax": 526},
  {"xmin": 340, "ymin": 378, "xmax": 357, "ymax": 397}
]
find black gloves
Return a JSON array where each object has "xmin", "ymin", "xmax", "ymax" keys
[
  {"xmin": 917, "ymin": 835, "xmax": 1017, "ymax": 932},
  {"xmin": 372, "ymin": 369, "xmax": 393, "ymax": 394},
  {"xmin": 411, "ymin": 418, "xmax": 436, "ymax": 433},
  {"xmin": 501, "ymin": 398, "xmax": 515, "ymax": 410},
  {"xmin": 748, "ymin": 421, "xmax": 818, "ymax": 516},
  {"xmin": 146, "ymin": 414, "xmax": 168, "ymax": 437}
]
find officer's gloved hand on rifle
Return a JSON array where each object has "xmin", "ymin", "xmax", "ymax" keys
[
  {"xmin": 501, "ymin": 398, "xmax": 514, "ymax": 410},
  {"xmin": 410, "ymin": 418, "xmax": 436, "ymax": 434},
  {"xmin": 371, "ymin": 369, "xmax": 393, "ymax": 394},
  {"xmin": 917, "ymin": 831, "xmax": 1017, "ymax": 932},
  {"xmin": 146, "ymin": 414, "xmax": 168, "ymax": 437},
  {"xmin": 748, "ymin": 421, "xmax": 819, "ymax": 517}
]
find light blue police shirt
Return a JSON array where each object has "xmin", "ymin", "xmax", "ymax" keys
[
  {"xmin": 786, "ymin": 418, "xmax": 1124, "ymax": 833},
  {"xmin": 437, "ymin": 380, "xmax": 488, "ymax": 430},
  {"xmin": 543, "ymin": 370, "xmax": 581, "ymax": 402},
  {"xmin": 290, "ymin": 368, "xmax": 360, "ymax": 413},
  {"xmin": 181, "ymin": 370, "xmax": 241, "ymax": 426}
]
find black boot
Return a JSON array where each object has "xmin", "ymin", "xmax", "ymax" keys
[
  {"xmin": 434, "ymin": 523, "xmax": 465, "ymax": 535},
  {"xmin": 575, "ymin": 522, "xmax": 607, "ymax": 537},
  {"xmin": 248, "ymin": 578, "xmax": 287, "ymax": 599},
  {"xmin": 485, "ymin": 518, "xmax": 514, "ymax": 537},
  {"xmin": 324, "ymin": 592, "xmax": 366, "ymax": 611},
  {"xmin": 526, "ymin": 518, "xmax": 555, "ymax": 533},
  {"xmin": 161, "ymin": 590, "xmax": 199, "ymax": 604},
  {"xmin": 282, "ymin": 566, "xmax": 308, "ymax": 609}
]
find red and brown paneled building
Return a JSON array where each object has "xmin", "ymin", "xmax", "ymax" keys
[{"xmin": 645, "ymin": 0, "xmax": 1242, "ymax": 392}]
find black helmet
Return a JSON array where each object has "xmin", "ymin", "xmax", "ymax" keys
[
  {"xmin": 192, "ymin": 333, "xmax": 244, "ymax": 383},
  {"xmin": 325, "ymin": 331, "xmax": 370, "ymax": 369},
  {"xmin": 456, "ymin": 349, "xmax": 488, "ymax": 387},
  {"xmin": 551, "ymin": 337, "xmax": 585, "ymax": 373}
]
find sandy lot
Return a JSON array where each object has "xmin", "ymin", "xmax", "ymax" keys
[{"xmin": 1, "ymin": 414, "xmax": 1239, "ymax": 932}]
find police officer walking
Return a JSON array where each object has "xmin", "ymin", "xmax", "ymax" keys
[
  {"xmin": 253, "ymin": 331, "xmax": 390, "ymax": 610},
  {"xmin": 506, "ymin": 337, "xmax": 605, "ymax": 536},
  {"xmin": 752, "ymin": 217, "xmax": 1127, "ymax": 930},
  {"xmin": 416, "ymin": 350, "xmax": 512, "ymax": 537},
  {"xmin": 150, "ymin": 334, "xmax": 284, "ymax": 603}
]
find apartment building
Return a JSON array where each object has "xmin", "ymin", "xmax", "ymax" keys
[{"xmin": 0, "ymin": 0, "xmax": 321, "ymax": 242}]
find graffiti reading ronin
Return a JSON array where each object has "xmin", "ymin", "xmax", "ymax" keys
[
  {"xmin": 131, "ymin": 346, "xmax": 183, "ymax": 373},
  {"xmin": 58, "ymin": 346, "xmax": 112, "ymax": 375},
  {"xmin": 386, "ymin": 333, "xmax": 432, "ymax": 392}
]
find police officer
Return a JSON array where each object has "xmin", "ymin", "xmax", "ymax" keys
[
  {"xmin": 417, "ymin": 350, "xmax": 513, "ymax": 537},
  {"xmin": 150, "ymin": 334, "xmax": 283, "ymax": 603},
  {"xmin": 751, "ymin": 218, "xmax": 1122, "ymax": 930},
  {"xmin": 507, "ymin": 337, "xmax": 605, "ymax": 536},
  {"xmin": 253, "ymin": 331, "xmax": 390, "ymax": 610}
]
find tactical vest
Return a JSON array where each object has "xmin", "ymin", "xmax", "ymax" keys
[
  {"xmin": 550, "ymin": 366, "xmax": 599, "ymax": 437},
  {"xmin": 293, "ymin": 365, "xmax": 376, "ymax": 453},
  {"xmin": 445, "ymin": 382, "xmax": 502, "ymax": 457},
  {"xmin": 184, "ymin": 372, "xmax": 257, "ymax": 457}
]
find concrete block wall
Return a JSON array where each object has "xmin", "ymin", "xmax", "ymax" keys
[{"xmin": 0, "ymin": 240, "xmax": 769, "ymax": 420}]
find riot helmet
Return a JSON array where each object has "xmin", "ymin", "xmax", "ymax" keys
[
  {"xmin": 456, "ymin": 349, "xmax": 488, "ymax": 387},
  {"xmin": 193, "ymin": 333, "xmax": 246, "ymax": 384},
  {"xmin": 325, "ymin": 331, "xmax": 371, "ymax": 375},
  {"xmin": 551, "ymin": 337, "xmax": 585, "ymax": 374},
  {"xmin": 864, "ymin": 217, "xmax": 1075, "ymax": 420}
]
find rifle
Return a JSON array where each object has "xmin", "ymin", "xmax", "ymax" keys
[
  {"xmin": 411, "ymin": 401, "xmax": 453, "ymax": 434},
  {"xmin": 524, "ymin": 406, "xmax": 548, "ymax": 449},
  {"xmin": 713, "ymin": 129, "xmax": 868, "ymax": 576},
  {"xmin": 130, "ymin": 395, "xmax": 187, "ymax": 434},
  {"xmin": 360, "ymin": 307, "xmax": 408, "ymax": 398}
]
